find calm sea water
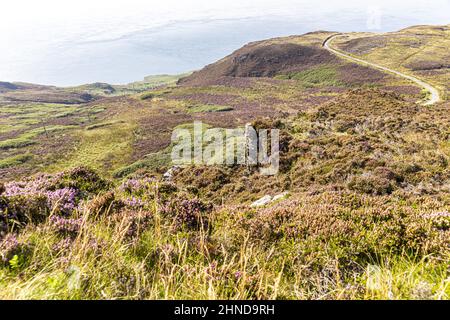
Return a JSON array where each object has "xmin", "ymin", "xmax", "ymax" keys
[{"xmin": 1, "ymin": 0, "xmax": 449, "ymax": 86}]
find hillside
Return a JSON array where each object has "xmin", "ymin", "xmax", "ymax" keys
[
  {"xmin": 0, "ymin": 25, "xmax": 449, "ymax": 299},
  {"xmin": 332, "ymin": 24, "xmax": 450, "ymax": 99},
  {"xmin": 0, "ymin": 30, "xmax": 428, "ymax": 181},
  {"xmin": 179, "ymin": 31, "xmax": 401, "ymax": 88}
]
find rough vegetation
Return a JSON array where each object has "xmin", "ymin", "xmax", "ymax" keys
[
  {"xmin": 0, "ymin": 166, "xmax": 448, "ymax": 299},
  {"xmin": 333, "ymin": 24, "xmax": 450, "ymax": 100}
]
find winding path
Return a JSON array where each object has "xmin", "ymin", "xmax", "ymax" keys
[{"xmin": 323, "ymin": 34, "xmax": 440, "ymax": 106}]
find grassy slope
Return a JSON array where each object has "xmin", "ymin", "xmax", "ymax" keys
[
  {"xmin": 333, "ymin": 24, "xmax": 450, "ymax": 100},
  {"xmin": 1, "ymin": 96, "xmax": 448, "ymax": 299},
  {"xmin": 1, "ymin": 185, "xmax": 448, "ymax": 299},
  {"xmin": 0, "ymin": 27, "xmax": 431, "ymax": 180}
]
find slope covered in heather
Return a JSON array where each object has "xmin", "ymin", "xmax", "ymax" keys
[
  {"xmin": 332, "ymin": 24, "xmax": 450, "ymax": 99},
  {"xmin": 0, "ymin": 29, "xmax": 425, "ymax": 181}
]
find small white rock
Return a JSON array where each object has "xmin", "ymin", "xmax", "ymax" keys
[
  {"xmin": 163, "ymin": 169, "xmax": 173, "ymax": 180},
  {"xmin": 163, "ymin": 166, "xmax": 180, "ymax": 181},
  {"xmin": 250, "ymin": 195, "xmax": 273, "ymax": 207},
  {"xmin": 272, "ymin": 192, "xmax": 289, "ymax": 202}
]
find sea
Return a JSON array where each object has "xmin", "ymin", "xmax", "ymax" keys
[{"xmin": 1, "ymin": 0, "xmax": 449, "ymax": 86}]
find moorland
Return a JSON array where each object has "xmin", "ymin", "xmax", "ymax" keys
[{"xmin": 0, "ymin": 24, "xmax": 448, "ymax": 299}]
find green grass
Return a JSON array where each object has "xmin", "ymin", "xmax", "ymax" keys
[
  {"xmin": 85, "ymin": 121, "xmax": 124, "ymax": 131},
  {"xmin": 68, "ymin": 73, "xmax": 190, "ymax": 97},
  {"xmin": 113, "ymin": 149, "xmax": 172, "ymax": 178},
  {"xmin": 140, "ymin": 88, "xmax": 174, "ymax": 100},
  {"xmin": 0, "ymin": 126, "xmax": 75, "ymax": 150},
  {"xmin": 0, "ymin": 154, "xmax": 33, "ymax": 169},
  {"xmin": 0, "ymin": 133, "xmax": 36, "ymax": 150},
  {"xmin": 47, "ymin": 121, "xmax": 135, "ymax": 175},
  {"xmin": 275, "ymin": 65, "xmax": 344, "ymax": 87},
  {"xmin": 186, "ymin": 104, "xmax": 234, "ymax": 113}
]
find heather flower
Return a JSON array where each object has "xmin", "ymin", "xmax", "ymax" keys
[
  {"xmin": 55, "ymin": 166, "xmax": 111, "ymax": 194},
  {"xmin": 161, "ymin": 198, "xmax": 212, "ymax": 230},
  {"xmin": 204, "ymin": 261, "xmax": 219, "ymax": 281},
  {"xmin": 119, "ymin": 179, "xmax": 142, "ymax": 194},
  {"xmin": 52, "ymin": 238, "xmax": 73, "ymax": 252},
  {"xmin": 49, "ymin": 216, "xmax": 82, "ymax": 237},
  {"xmin": 87, "ymin": 237, "xmax": 106, "ymax": 252},
  {"xmin": 123, "ymin": 197, "xmax": 144, "ymax": 209},
  {"xmin": 150, "ymin": 243, "xmax": 177, "ymax": 266},
  {"xmin": 119, "ymin": 178, "xmax": 154, "ymax": 196},
  {"xmin": 422, "ymin": 211, "xmax": 450, "ymax": 219},
  {"xmin": 47, "ymin": 188, "xmax": 77, "ymax": 215},
  {"xmin": 156, "ymin": 182, "xmax": 178, "ymax": 201},
  {"xmin": 412, "ymin": 281, "xmax": 433, "ymax": 300},
  {"xmin": 0, "ymin": 234, "xmax": 20, "ymax": 264},
  {"xmin": 0, "ymin": 221, "xmax": 7, "ymax": 239},
  {"xmin": 121, "ymin": 210, "xmax": 153, "ymax": 239},
  {"xmin": 3, "ymin": 179, "xmax": 77, "ymax": 217},
  {"xmin": 4, "ymin": 174, "xmax": 54, "ymax": 197}
]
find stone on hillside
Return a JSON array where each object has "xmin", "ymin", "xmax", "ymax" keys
[
  {"xmin": 163, "ymin": 166, "xmax": 180, "ymax": 181},
  {"xmin": 272, "ymin": 192, "xmax": 289, "ymax": 202},
  {"xmin": 250, "ymin": 195, "xmax": 272, "ymax": 207}
]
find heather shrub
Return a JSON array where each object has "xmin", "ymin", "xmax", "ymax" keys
[
  {"xmin": 0, "ymin": 87, "xmax": 448, "ymax": 299},
  {"xmin": 241, "ymin": 193, "xmax": 449, "ymax": 261},
  {"xmin": 0, "ymin": 234, "xmax": 31, "ymax": 268},
  {"xmin": 161, "ymin": 198, "xmax": 212, "ymax": 230},
  {"xmin": 51, "ymin": 166, "xmax": 111, "ymax": 195},
  {"xmin": 114, "ymin": 210, "xmax": 154, "ymax": 240},
  {"xmin": 348, "ymin": 173, "xmax": 395, "ymax": 195},
  {"xmin": 49, "ymin": 216, "xmax": 83, "ymax": 238},
  {"xmin": 0, "ymin": 194, "xmax": 49, "ymax": 231},
  {"xmin": 175, "ymin": 166, "xmax": 230, "ymax": 196},
  {"xmin": 0, "ymin": 167, "xmax": 114, "ymax": 236}
]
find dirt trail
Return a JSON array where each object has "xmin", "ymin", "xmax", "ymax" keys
[{"xmin": 323, "ymin": 34, "xmax": 441, "ymax": 105}]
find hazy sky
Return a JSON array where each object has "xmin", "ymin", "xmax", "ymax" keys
[
  {"xmin": 2, "ymin": 0, "xmax": 449, "ymax": 33},
  {"xmin": 1, "ymin": 0, "xmax": 449, "ymax": 85}
]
